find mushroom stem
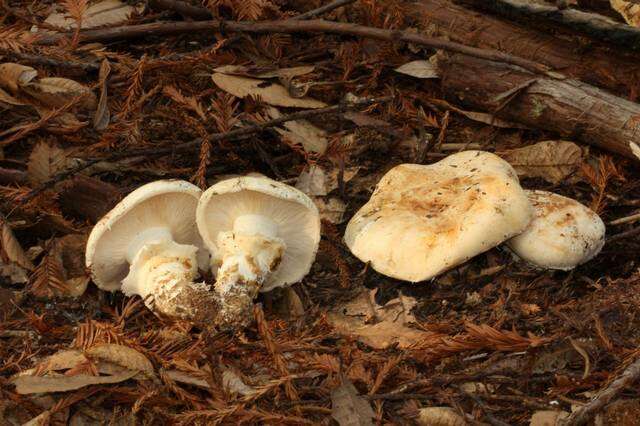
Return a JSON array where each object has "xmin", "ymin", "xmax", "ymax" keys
[
  {"xmin": 212, "ymin": 228, "xmax": 286, "ymax": 326},
  {"xmin": 122, "ymin": 241, "xmax": 220, "ymax": 325}
]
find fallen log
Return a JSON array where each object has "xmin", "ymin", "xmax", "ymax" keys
[
  {"xmin": 410, "ymin": 0, "xmax": 640, "ymax": 98},
  {"xmin": 435, "ymin": 53, "xmax": 640, "ymax": 161},
  {"xmin": 459, "ymin": 0, "xmax": 640, "ymax": 49}
]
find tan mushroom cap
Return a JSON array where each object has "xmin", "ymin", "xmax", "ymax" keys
[
  {"xmin": 85, "ymin": 180, "xmax": 202, "ymax": 291},
  {"xmin": 506, "ymin": 190, "xmax": 605, "ymax": 270},
  {"xmin": 344, "ymin": 151, "xmax": 533, "ymax": 282},
  {"xmin": 196, "ymin": 175, "xmax": 321, "ymax": 292}
]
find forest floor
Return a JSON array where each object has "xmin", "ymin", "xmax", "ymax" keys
[{"xmin": 2, "ymin": 0, "xmax": 640, "ymax": 424}]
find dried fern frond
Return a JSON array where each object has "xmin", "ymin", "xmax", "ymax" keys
[
  {"xmin": 0, "ymin": 25, "xmax": 38, "ymax": 53},
  {"xmin": 62, "ymin": 0, "xmax": 88, "ymax": 48},
  {"xmin": 29, "ymin": 248, "xmax": 68, "ymax": 298},
  {"xmin": 207, "ymin": 0, "xmax": 273, "ymax": 20}
]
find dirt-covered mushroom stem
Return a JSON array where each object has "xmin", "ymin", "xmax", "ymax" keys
[
  {"xmin": 197, "ymin": 176, "xmax": 321, "ymax": 326},
  {"xmin": 86, "ymin": 180, "xmax": 222, "ymax": 326}
]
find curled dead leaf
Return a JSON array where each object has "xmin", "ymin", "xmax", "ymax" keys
[
  {"xmin": 42, "ymin": 0, "xmax": 140, "ymax": 31},
  {"xmin": 23, "ymin": 77, "xmax": 97, "ymax": 109},
  {"xmin": 212, "ymin": 73, "xmax": 327, "ymax": 109},
  {"xmin": 1, "ymin": 219, "xmax": 34, "ymax": 272},
  {"xmin": 268, "ymin": 107, "xmax": 328, "ymax": 154},
  {"xmin": 529, "ymin": 410, "xmax": 569, "ymax": 426},
  {"xmin": 27, "ymin": 142, "xmax": 69, "ymax": 185},
  {"xmin": 328, "ymin": 289, "xmax": 433, "ymax": 349},
  {"xmin": 499, "ymin": 140, "xmax": 584, "ymax": 184},
  {"xmin": 12, "ymin": 370, "xmax": 137, "ymax": 394},
  {"xmin": 86, "ymin": 343, "xmax": 154, "ymax": 376},
  {"xmin": 611, "ymin": 0, "xmax": 640, "ymax": 27},
  {"xmin": 331, "ymin": 378, "xmax": 375, "ymax": 426},
  {"xmin": 0, "ymin": 63, "xmax": 37, "ymax": 94},
  {"xmin": 416, "ymin": 407, "xmax": 466, "ymax": 426},
  {"xmin": 395, "ymin": 58, "xmax": 439, "ymax": 79}
]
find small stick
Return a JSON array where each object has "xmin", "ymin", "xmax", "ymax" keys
[
  {"xmin": 35, "ymin": 19, "xmax": 549, "ymax": 74},
  {"xmin": 290, "ymin": 0, "xmax": 357, "ymax": 20},
  {"xmin": 150, "ymin": 0, "xmax": 356, "ymax": 21},
  {"xmin": 564, "ymin": 355, "xmax": 640, "ymax": 425},
  {"xmin": 20, "ymin": 96, "xmax": 389, "ymax": 204}
]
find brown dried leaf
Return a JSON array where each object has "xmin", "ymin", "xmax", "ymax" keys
[
  {"xmin": 222, "ymin": 368, "xmax": 257, "ymax": 397},
  {"xmin": 499, "ymin": 140, "xmax": 583, "ymax": 184},
  {"xmin": 416, "ymin": 407, "xmax": 466, "ymax": 426},
  {"xmin": 296, "ymin": 164, "xmax": 359, "ymax": 196},
  {"xmin": 0, "ymin": 63, "xmax": 37, "ymax": 94},
  {"xmin": 328, "ymin": 289, "xmax": 432, "ymax": 349},
  {"xmin": 86, "ymin": 344, "xmax": 154, "ymax": 375},
  {"xmin": 268, "ymin": 107, "xmax": 328, "ymax": 154},
  {"xmin": 12, "ymin": 370, "xmax": 137, "ymax": 394},
  {"xmin": 611, "ymin": 0, "xmax": 640, "ymax": 27},
  {"xmin": 394, "ymin": 59, "xmax": 439, "ymax": 79},
  {"xmin": 1, "ymin": 220, "xmax": 34, "ymax": 271},
  {"xmin": 457, "ymin": 109, "xmax": 528, "ymax": 129},
  {"xmin": 93, "ymin": 59, "xmax": 111, "ymax": 130},
  {"xmin": 164, "ymin": 369, "xmax": 211, "ymax": 389},
  {"xmin": 23, "ymin": 77, "xmax": 96, "ymax": 109},
  {"xmin": 212, "ymin": 73, "xmax": 327, "ymax": 109},
  {"xmin": 43, "ymin": 0, "xmax": 138, "ymax": 30},
  {"xmin": 331, "ymin": 378, "xmax": 375, "ymax": 426},
  {"xmin": 256, "ymin": 65, "xmax": 316, "ymax": 79},
  {"xmin": 343, "ymin": 111, "xmax": 390, "ymax": 128},
  {"xmin": 27, "ymin": 142, "xmax": 69, "ymax": 185},
  {"xmin": 31, "ymin": 234, "xmax": 89, "ymax": 298},
  {"xmin": 529, "ymin": 410, "xmax": 569, "ymax": 426}
]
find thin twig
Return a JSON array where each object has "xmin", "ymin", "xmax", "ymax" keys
[
  {"xmin": 290, "ymin": 0, "xmax": 357, "ymax": 20},
  {"xmin": 605, "ymin": 226, "xmax": 640, "ymax": 244},
  {"xmin": 149, "ymin": 0, "xmax": 355, "ymax": 21},
  {"xmin": 35, "ymin": 19, "xmax": 549, "ymax": 74},
  {"xmin": 564, "ymin": 355, "xmax": 640, "ymax": 425},
  {"xmin": 20, "ymin": 96, "xmax": 389, "ymax": 204}
]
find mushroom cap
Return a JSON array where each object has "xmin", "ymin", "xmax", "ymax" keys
[
  {"xmin": 344, "ymin": 151, "xmax": 532, "ymax": 282},
  {"xmin": 85, "ymin": 180, "xmax": 202, "ymax": 291},
  {"xmin": 506, "ymin": 190, "xmax": 605, "ymax": 270},
  {"xmin": 196, "ymin": 175, "xmax": 320, "ymax": 292}
]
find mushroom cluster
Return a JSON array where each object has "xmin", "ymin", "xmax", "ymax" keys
[
  {"xmin": 86, "ymin": 176, "xmax": 320, "ymax": 328},
  {"xmin": 344, "ymin": 150, "xmax": 605, "ymax": 282},
  {"xmin": 85, "ymin": 150, "xmax": 605, "ymax": 327}
]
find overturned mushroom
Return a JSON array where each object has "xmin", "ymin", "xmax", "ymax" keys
[
  {"xmin": 196, "ymin": 175, "xmax": 320, "ymax": 326},
  {"xmin": 85, "ymin": 180, "xmax": 219, "ymax": 325},
  {"xmin": 506, "ymin": 190, "xmax": 605, "ymax": 270},
  {"xmin": 344, "ymin": 151, "xmax": 532, "ymax": 282}
]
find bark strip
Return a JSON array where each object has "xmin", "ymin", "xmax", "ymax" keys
[{"xmin": 436, "ymin": 53, "xmax": 640, "ymax": 160}]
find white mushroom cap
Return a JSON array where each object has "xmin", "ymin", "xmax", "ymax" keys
[
  {"xmin": 85, "ymin": 180, "xmax": 202, "ymax": 291},
  {"xmin": 506, "ymin": 190, "xmax": 605, "ymax": 270},
  {"xmin": 344, "ymin": 151, "xmax": 533, "ymax": 282},
  {"xmin": 196, "ymin": 175, "xmax": 321, "ymax": 292}
]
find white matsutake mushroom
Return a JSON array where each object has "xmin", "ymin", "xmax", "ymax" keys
[
  {"xmin": 506, "ymin": 190, "xmax": 605, "ymax": 270},
  {"xmin": 196, "ymin": 175, "xmax": 321, "ymax": 325},
  {"xmin": 85, "ymin": 180, "xmax": 218, "ymax": 324},
  {"xmin": 344, "ymin": 150, "xmax": 533, "ymax": 282}
]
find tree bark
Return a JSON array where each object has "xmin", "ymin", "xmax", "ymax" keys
[
  {"xmin": 436, "ymin": 53, "xmax": 640, "ymax": 161},
  {"xmin": 458, "ymin": 0, "xmax": 640, "ymax": 49},
  {"xmin": 409, "ymin": 0, "xmax": 640, "ymax": 98}
]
